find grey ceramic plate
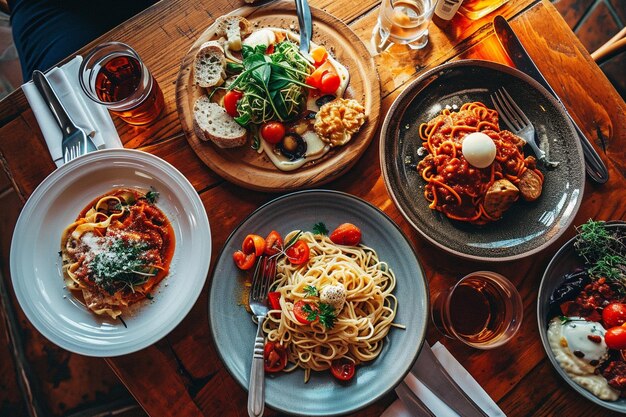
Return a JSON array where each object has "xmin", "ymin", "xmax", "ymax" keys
[
  {"xmin": 380, "ymin": 60, "xmax": 585, "ymax": 262},
  {"xmin": 208, "ymin": 190, "xmax": 428, "ymax": 416},
  {"xmin": 537, "ymin": 221, "xmax": 626, "ymax": 413}
]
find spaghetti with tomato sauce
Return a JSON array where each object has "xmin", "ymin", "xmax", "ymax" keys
[
  {"xmin": 60, "ymin": 188, "xmax": 175, "ymax": 319},
  {"xmin": 416, "ymin": 102, "xmax": 544, "ymax": 224}
]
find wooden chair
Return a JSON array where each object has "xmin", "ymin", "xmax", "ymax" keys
[{"xmin": 591, "ymin": 27, "xmax": 626, "ymax": 65}]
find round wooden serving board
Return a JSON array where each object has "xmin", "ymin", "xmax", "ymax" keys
[{"xmin": 175, "ymin": 1, "xmax": 381, "ymax": 192}]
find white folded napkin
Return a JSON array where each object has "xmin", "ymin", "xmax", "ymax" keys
[
  {"xmin": 383, "ymin": 342, "xmax": 506, "ymax": 417},
  {"xmin": 22, "ymin": 56, "xmax": 122, "ymax": 167}
]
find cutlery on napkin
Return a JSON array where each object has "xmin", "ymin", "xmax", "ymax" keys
[
  {"xmin": 22, "ymin": 56, "xmax": 122, "ymax": 167},
  {"xmin": 383, "ymin": 342, "xmax": 506, "ymax": 417}
]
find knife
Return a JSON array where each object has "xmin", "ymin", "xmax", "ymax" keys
[
  {"xmin": 395, "ymin": 380, "xmax": 436, "ymax": 417},
  {"xmin": 294, "ymin": 0, "xmax": 312, "ymax": 55},
  {"xmin": 493, "ymin": 15, "xmax": 609, "ymax": 184},
  {"xmin": 412, "ymin": 342, "xmax": 489, "ymax": 417}
]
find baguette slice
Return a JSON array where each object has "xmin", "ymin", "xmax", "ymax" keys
[
  {"xmin": 193, "ymin": 96, "xmax": 247, "ymax": 148},
  {"xmin": 193, "ymin": 41, "xmax": 226, "ymax": 88}
]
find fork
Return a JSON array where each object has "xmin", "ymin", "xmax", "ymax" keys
[
  {"xmin": 247, "ymin": 255, "xmax": 277, "ymax": 417},
  {"xmin": 32, "ymin": 70, "xmax": 97, "ymax": 164},
  {"xmin": 491, "ymin": 87, "xmax": 559, "ymax": 168}
]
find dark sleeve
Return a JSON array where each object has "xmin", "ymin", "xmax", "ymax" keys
[{"xmin": 9, "ymin": 0, "xmax": 158, "ymax": 82}]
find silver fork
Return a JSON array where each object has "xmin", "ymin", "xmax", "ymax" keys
[
  {"xmin": 491, "ymin": 87, "xmax": 559, "ymax": 168},
  {"xmin": 32, "ymin": 70, "xmax": 97, "ymax": 164},
  {"xmin": 247, "ymin": 255, "xmax": 277, "ymax": 417}
]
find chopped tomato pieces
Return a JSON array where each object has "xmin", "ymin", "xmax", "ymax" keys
[
  {"xmin": 264, "ymin": 230, "xmax": 283, "ymax": 256},
  {"xmin": 233, "ymin": 250, "xmax": 255, "ymax": 270},
  {"xmin": 268, "ymin": 291, "xmax": 281, "ymax": 311},
  {"xmin": 243, "ymin": 234, "xmax": 266, "ymax": 256},
  {"xmin": 286, "ymin": 240, "xmax": 310, "ymax": 265},
  {"xmin": 329, "ymin": 223, "xmax": 362, "ymax": 246},
  {"xmin": 331, "ymin": 358, "xmax": 355, "ymax": 381},
  {"xmin": 264, "ymin": 342, "xmax": 287, "ymax": 373}
]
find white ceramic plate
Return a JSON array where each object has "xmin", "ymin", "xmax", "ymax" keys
[{"xmin": 10, "ymin": 149, "xmax": 211, "ymax": 357}]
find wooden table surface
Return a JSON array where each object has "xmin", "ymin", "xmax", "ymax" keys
[{"xmin": 1, "ymin": 0, "xmax": 625, "ymax": 415}]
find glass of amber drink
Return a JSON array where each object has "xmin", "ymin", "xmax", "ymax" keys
[
  {"xmin": 431, "ymin": 271, "xmax": 523, "ymax": 349},
  {"xmin": 79, "ymin": 42, "xmax": 164, "ymax": 126}
]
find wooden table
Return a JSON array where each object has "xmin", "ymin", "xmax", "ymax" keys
[{"xmin": 1, "ymin": 0, "xmax": 625, "ymax": 415}]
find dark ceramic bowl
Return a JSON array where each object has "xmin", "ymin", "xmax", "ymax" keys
[
  {"xmin": 537, "ymin": 221, "xmax": 626, "ymax": 413},
  {"xmin": 380, "ymin": 60, "xmax": 585, "ymax": 262}
]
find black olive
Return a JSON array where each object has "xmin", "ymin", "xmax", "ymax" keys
[
  {"xmin": 315, "ymin": 95, "xmax": 336, "ymax": 107},
  {"xmin": 547, "ymin": 270, "xmax": 591, "ymax": 319},
  {"xmin": 278, "ymin": 133, "xmax": 307, "ymax": 160}
]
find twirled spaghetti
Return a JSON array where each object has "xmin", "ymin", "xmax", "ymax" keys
[
  {"xmin": 60, "ymin": 188, "xmax": 175, "ymax": 319},
  {"xmin": 416, "ymin": 102, "xmax": 544, "ymax": 224},
  {"xmin": 263, "ymin": 230, "xmax": 399, "ymax": 382}
]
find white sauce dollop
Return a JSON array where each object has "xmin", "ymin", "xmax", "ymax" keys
[
  {"xmin": 462, "ymin": 132, "xmax": 496, "ymax": 168},
  {"xmin": 547, "ymin": 317, "xmax": 619, "ymax": 401},
  {"xmin": 242, "ymin": 29, "xmax": 276, "ymax": 48}
]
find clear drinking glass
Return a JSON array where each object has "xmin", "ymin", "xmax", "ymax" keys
[
  {"xmin": 373, "ymin": 0, "xmax": 437, "ymax": 52},
  {"xmin": 431, "ymin": 271, "xmax": 523, "ymax": 349},
  {"xmin": 79, "ymin": 42, "xmax": 164, "ymax": 126}
]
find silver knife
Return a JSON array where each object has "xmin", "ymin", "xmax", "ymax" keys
[
  {"xmin": 412, "ymin": 342, "xmax": 489, "ymax": 417},
  {"xmin": 294, "ymin": 0, "xmax": 312, "ymax": 55},
  {"xmin": 493, "ymin": 15, "xmax": 609, "ymax": 184},
  {"xmin": 395, "ymin": 380, "xmax": 436, "ymax": 417}
]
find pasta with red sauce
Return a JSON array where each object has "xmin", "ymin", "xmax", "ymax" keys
[{"xmin": 416, "ymin": 102, "xmax": 544, "ymax": 224}]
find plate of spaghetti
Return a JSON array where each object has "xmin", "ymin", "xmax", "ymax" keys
[
  {"xmin": 10, "ymin": 149, "xmax": 211, "ymax": 356},
  {"xmin": 209, "ymin": 190, "xmax": 428, "ymax": 415},
  {"xmin": 380, "ymin": 60, "xmax": 585, "ymax": 261}
]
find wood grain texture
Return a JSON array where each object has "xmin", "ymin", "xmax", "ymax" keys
[
  {"xmin": 176, "ymin": 1, "xmax": 381, "ymax": 191},
  {"xmin": 1, "ymin": 0, "xmax": 626, "ymax": 416}
]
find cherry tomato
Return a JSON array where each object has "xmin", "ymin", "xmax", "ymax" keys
[
  {"xmin": 320, "ymin": 72, "xmax": 341, "ymax": 94},
  {"xmin": 242, "ymin": 234, "xmax": 265, "ymax": 257},
  {"xmin": 305, "ymin": 61, "xmax": 334, "ymax": 90},
  {"xmin": 293, "ymin": 300, "xmax": 318, "ymax": 324},
  {"xmin": 263, "ymin": 342, "xmax": 287, "ymax": 373},
  {"xmin": 286, "ymin": 240, "xmax": 310, "ymax": 265},
  {"xmin": 310, "ymin": 46, "xmax": 328, "ymax": 67},
  {"xmin": 268, "ymin": 291, "xmax": 281, "ymax": 311},
  {"xmin": 223, "ymin": 90, "xmax": 243, "ymax": 117},
  {"xmin": 264, "ymin": 230, "xmax": 283, "ymax": 256},
  {"xmin": 330, "ymin": 359, "xmax": 355, "ymax": 381},
  {"xmin": 329, "ymin": 223, "xmax": 362, "ymax": 246},
  {"xmin": 605, "ymin": 325, "xmax": 626, "ymax": 350},
  {"xmin": 266, "ymin": 44, "xmax": 275, "ymax": 55},
  {"xmin": 233, "ymin": 250, "xmax": 256, "ymax": 270},
  {"xmin": 261, "ymin": 122, "xmax": 286, "ymax": 144},
  {"xmin": 603, "ymin": 303, "xmax": 626, "ymax": 328}
]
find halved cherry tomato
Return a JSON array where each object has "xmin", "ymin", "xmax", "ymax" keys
[
  {"xmin": 330, "ymin": 358, "xmax": 355, "ymax": 381},
  {"xmin": 310, "ymin": 46, "xmax": 328, "ymax": 67},
  {"xmin": 264, "ymin": 342, "xmax": 287, "ymax": 373},
  {"xmin": 605, "ymin": 325, "xmax": 626, "ymax": 350},
  {"xmin": 223, "ymin": 90, "xmax": 243, "ymax": 117},
  {"xmin": 242, "ymin": 234, "xmax": 265, "ymax": 257},
  {"xmin": 286, "ymin": 240, "xmax": 310, "ymax": 265},
  {"xmin": 603, "ymin": 303, "xmax": 626, "ymax": 328},
  {"xmin": 305, "ymin": 61, "xmax": 335, "ymax": 90},
  {"xmin": 233, "ymin": 250, "xmax": 255, "ymax": 270},
  {"xmin": 268, "ymin": 291, "xmax": 281, "ymax": 311},
  {"xmin": 329, "ymin": 223, "xmax": 362, "ymax": 246},
  {"xmin": 264, "ymin": 230, "xmax": 283, "ymax": 256},
  {"xmin": 266, "ymin": 44, "xmax": 275, "ymax": 55},
  {"xmin": 293, "ymin": 300, "xmax": 318, "ymax": 324},
  {"xmin": 261, "ymin": 122, "xmax": 286, "ymax": 144},
  {"xmin": 320, "ymin": 72, "xmax": 341, "ymax": 94}
]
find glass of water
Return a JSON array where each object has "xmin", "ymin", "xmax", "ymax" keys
[{"xmin": 373, "ymin": 0, "xmax": 437, "ymax": 52}]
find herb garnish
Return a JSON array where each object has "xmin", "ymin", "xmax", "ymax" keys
[
  {"xmin": 312, "ymin": 222, "xmax": 329, "ymax": 235},
  {"xmin": 90, "ymin": 239, "xmax": 156, "ymax": 294},
  {"xmin": 145, "ymin": 188, "xmax": 159, "ymax": 204},
  {"xmin": 304, "ymin": 285, "xmax": 319, "ymax": 297},
  {"xmin": 302, "ymin": 302, "xmax": 337, "ymax": 329},
  {"xmin": 574, "ymin": 220, "xmax": 626, "ymax": 283}
]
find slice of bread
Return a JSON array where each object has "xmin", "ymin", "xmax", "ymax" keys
[
  {"xmin": 193, "ymin": 41, "xmax": 226, "ymax": 88},
  {"xmin": 193, "ymin": 96, "xmax": 247, "ymax": 148}
]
